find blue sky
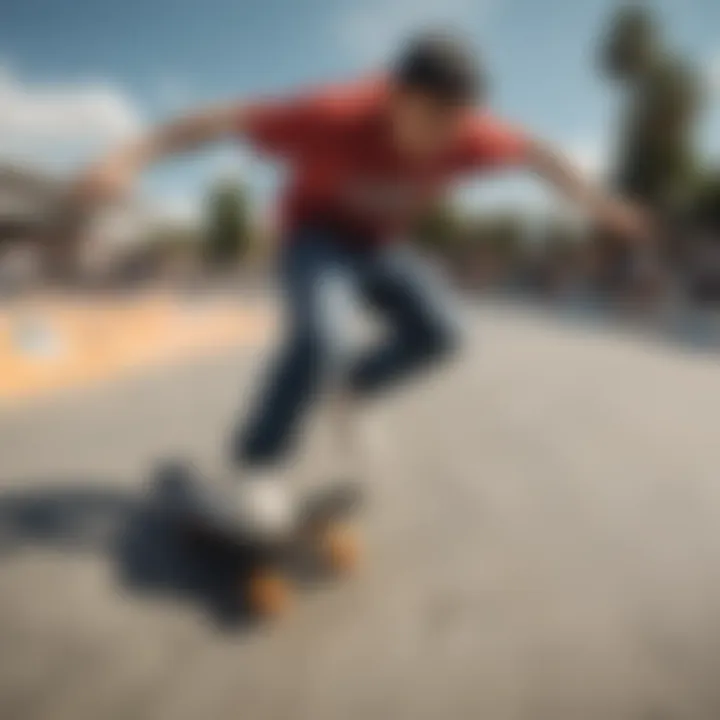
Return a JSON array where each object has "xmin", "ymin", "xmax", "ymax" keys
[{"xmin": 1, "ymin": 0, "xmax": 718, "ymax": 220}]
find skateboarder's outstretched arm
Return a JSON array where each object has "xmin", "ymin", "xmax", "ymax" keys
[
  {"xmin": 524, "ymin": 138, "xmax": 653, "ymax": 244},
  {"xmin": 71, "ymin": 102, "xmax": 258, "ymax": 202}
]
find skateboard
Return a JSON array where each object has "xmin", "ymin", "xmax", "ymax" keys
[{"xmin": 152, "ymin": 460, "xmax": 363, "ymax": 620}]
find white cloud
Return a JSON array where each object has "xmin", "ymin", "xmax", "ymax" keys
[
  {"xmin": 0, "ymin": 65, "xmax": 143, "ymax": 168},
  {"xmin": 334, "ymin": 0, "xmax": 487, "ymax": 65}
]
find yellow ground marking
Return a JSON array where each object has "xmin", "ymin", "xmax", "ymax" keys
[{"xmin": 0, "ymin": 293, "xmax": 274, "ymax": 404}]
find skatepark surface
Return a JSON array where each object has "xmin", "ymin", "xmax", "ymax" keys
[{"xmin": 1, "ymin": 299, "xmax": 719, "ymax": 720}]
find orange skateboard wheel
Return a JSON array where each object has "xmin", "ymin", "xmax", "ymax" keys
[
  {"xmin": 317, "ymin": 522, "xmax": 361, "ymax": 574},
  {"xmin": 246, "ymin": 569, "xmax": 293, "ymax": 618}
]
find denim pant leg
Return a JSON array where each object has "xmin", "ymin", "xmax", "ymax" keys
[
  {"xmin": 350, "ymin": 246, "xmax": 461, "ymax": 397},
  {"xmin": 232, "ymin": 239, "xmax": 356, "ymax": 467}
]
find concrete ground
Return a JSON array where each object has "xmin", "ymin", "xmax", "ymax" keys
[{"xmin": 0, "ymin": 301, "xmax": 719, "ymax": 720}]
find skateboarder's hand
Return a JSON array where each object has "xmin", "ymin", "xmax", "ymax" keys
[
  {"xmin": 70, "ymin": 160, "xmax": 135, "ymax": 207},
  {"xmin": 69, "ymin": 102, "xmax": 246, "ymax": 210},
  {"xmin": 599, "ymin": 200, "xmax": 655, "ymax": 245},
  {"xmin": 527, "ymin": 140, "xmax": 655, "ymax": 246}
]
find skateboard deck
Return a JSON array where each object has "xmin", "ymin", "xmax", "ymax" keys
[{"xmin": 152, "ymin": 460, "xmax": 363, "ymax": 619}]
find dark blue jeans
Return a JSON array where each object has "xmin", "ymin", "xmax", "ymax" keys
[{"xmin": 233, "ymin": 231, "xmax": 461, "ymax": 467}]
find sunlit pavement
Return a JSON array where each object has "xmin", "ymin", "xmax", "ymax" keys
[{"xmin": 1, "ymin": 300, "xmax": 719, "ymax": 720}]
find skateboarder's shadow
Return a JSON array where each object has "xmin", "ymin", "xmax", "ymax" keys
[{"xmin": 0, "ymin": 478, "xmax": 256, "ymax": 629}]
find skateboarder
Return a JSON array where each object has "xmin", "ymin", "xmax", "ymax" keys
[{"xmin": 74, "ymin": 31, "xmax": 650, "ymax": 537}]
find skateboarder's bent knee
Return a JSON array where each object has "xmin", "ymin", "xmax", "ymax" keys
[{"xmin": 415, "ymin": 315, "xmax": 461, "ymax": 359}]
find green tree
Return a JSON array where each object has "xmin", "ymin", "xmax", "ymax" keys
[
  {"xmin": 695, "ymin": 169, "xmax": 720, "ymax": 227},
  {"xmin": 414, "ymin": 201, "xmax": 464, "ymax": 252},
  {"xmin": 600, "ymin": 4, "xmax": 703, "ymax": 215},
  {"xmin": 204, "ymin": 178, "xmax": 251, "ymax": 268},
  {"xmin": 483, "ymin": 213, "xmax": 524, "ymax": 260}
]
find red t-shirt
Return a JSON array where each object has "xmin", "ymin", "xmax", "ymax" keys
[{"xmin": 242, "ymin": 78, "xmax": 530, "ymax": 245}]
